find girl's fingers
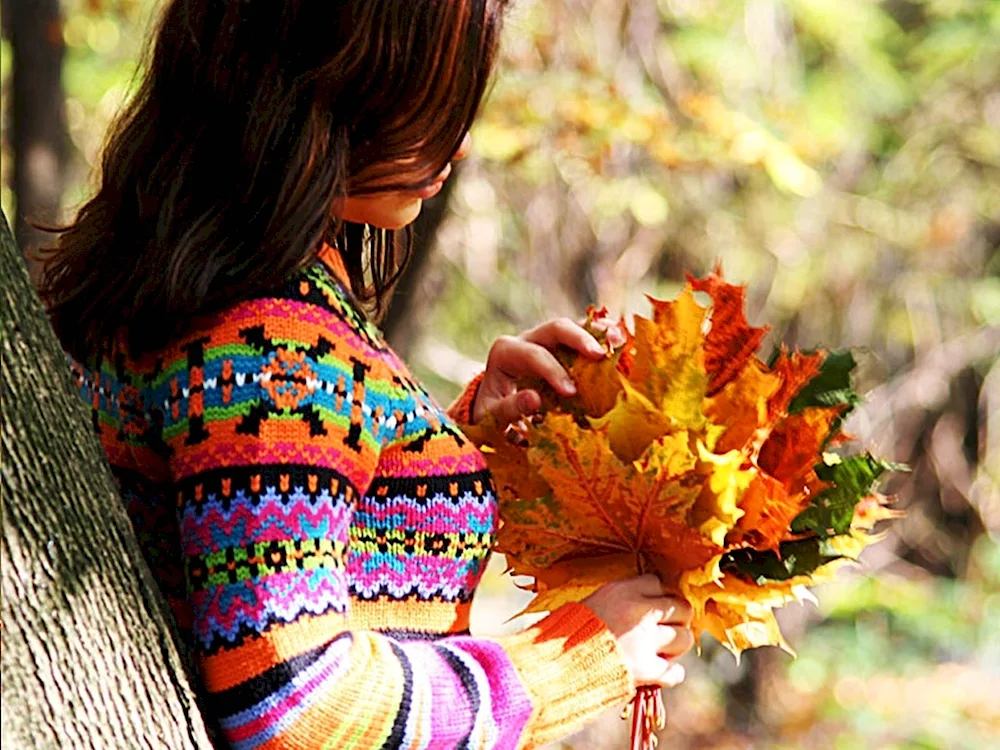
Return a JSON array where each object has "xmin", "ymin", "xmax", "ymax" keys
[
  {"xmin": 488, "ymin": 393, "xmax": 527, "ymax": 427},
  {"xmin": 516, "ymin": 389, "xmax": 541, "ymax": 414},
  {"xmin": 658, "ymin": 661, "xmax": 686, "ymax": 688},
  {"xmin": 656, "ymin": 625, "xmax": 694, "ymax": 659},
  {"xmin": 629, "ymin": 573, "xmax": 667, "ymax": 598},
  {"xmin": 487, "ymin": 336, "xmax": 577, "ymax": 396},
  {"xmin": 521, "ymin": 317, "xmax": 605, "ymax": 359},
  {"xmin": 487, "ymin": 390, "xmax": 541, "ymax": 426},
  {"xmin": 455, "ymin": 132, "xmax": 473, "ymax": 161},
  {"xmin": 649, "ymin": 597, "xmax": 693, "ymax": 626},
  {"xmin": 640, "ymin": 657, "xmax": 685, "ymax": 689}
]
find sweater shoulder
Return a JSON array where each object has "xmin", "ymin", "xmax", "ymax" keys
[
  {"xmin": 100, "ymin": 257, "xmax": 399, "ymax": 480},
  {"xmin": 130, "ymin": 256, "xmax": 390, "ymax": 377}
]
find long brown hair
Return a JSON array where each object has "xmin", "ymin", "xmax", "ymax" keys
[{"xmin": 40, "ymin": 0, "xmax": 507, "ymax": 363}]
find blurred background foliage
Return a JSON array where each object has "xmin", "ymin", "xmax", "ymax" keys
[{"xmin": 1, "ymin": 0, "xmax": 998, "ymax": 748}]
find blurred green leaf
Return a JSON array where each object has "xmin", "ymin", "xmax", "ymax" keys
[{"xmin": 792, "ymin": 455, "xmax": 896, "ymax": 537}]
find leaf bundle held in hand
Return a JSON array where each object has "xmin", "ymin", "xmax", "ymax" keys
[{"xmin": 467, "ymin": 268, "xmax": 901, "ymax": 657}]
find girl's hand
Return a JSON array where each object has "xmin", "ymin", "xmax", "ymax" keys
[
  {"xmin": 583, "ymin": 575, "xmax": 693, "ymax": 688},
  {"xmin": 473, "ymin": 318, "xmax": 607, "ymax": 426}
]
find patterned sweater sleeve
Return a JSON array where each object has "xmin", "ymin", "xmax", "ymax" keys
[{"xmin": 167, "ymin": 291, "xmax": 633, "ymax": 750}]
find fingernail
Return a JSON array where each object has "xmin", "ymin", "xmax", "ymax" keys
[
  {"xmin": 562, "ymin": 379, "xmax": 577, "ymax": 395},
  {"xmin": 588, "ymin": 341, "xmax": 605, "ymax": 356},
  {"xmin": 517, "ymin": 392, "xmax": 534, "ymax": 412}
]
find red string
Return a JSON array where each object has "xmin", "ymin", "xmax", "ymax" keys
[{"xmin": 628, "ymin": 685, "xmax": 665, "ymax": 750}]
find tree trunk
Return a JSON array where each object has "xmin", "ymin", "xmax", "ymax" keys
[
  {"xmin": 2, "ymin": 0, "xmax": 68, "ymax": 276},
  {"xmin": 0, "ymin": 211, "xmax": 214, "ymax": 749}
]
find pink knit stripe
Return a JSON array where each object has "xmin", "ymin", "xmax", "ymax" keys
[
  {"xmin": 222, "ymin": 637, "xmax": 354, "ymax": 742},
  {"xmin": 376, "ymin": 452, "xmax": 488, "ymax": 478},
  {"xmin": 355, "ymin": 498, "xmax": 495, "ymax": 531},
  {"xmin": 446, "ymin": 638, "xmax": 534, "ymax": 750}
]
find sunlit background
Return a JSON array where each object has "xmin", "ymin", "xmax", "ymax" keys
[{"xmin": 2, "ymin": 1, "xmax": 998, "ymax": 747}]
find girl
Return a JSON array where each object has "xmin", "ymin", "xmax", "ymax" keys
[{"xmin": 42, "ymin": 1, "xmax": 693, "ymax": 748}]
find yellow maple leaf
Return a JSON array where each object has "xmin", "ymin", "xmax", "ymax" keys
[
  {"xmin": 625, "ymin": 287, "xmax": 708, "ymax": 429},
  {"xmin": 690, "ymin": 443, "xmax": 753, "ymax": 547},
  {"xmin": 588, "ymin": 379, "xmax": 672, "ymax": 463},
  {"xmin": 680, "ymin": 557, "xmax": 848, "ymax": 659},
  {"xmin": 513, "ymin": 554, "xmax": 639, "ymax": 615},
  {"xmin": 637, "ymin": 429, "xmax": 698, "ymax": 478},
  {"xmin": 851, "ymin": 494, "xmax": 905, "ymax": 531}
]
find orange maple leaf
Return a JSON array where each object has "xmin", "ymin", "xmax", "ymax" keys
[
  {"xmin": 768, "ymin": 348, "xmax": 825, "ymax": 420},
  {"xmin": 687, "ymin": 266, "xmax": 769, "ymax": 397},
  {"xmin": 495, "ymin": 414, "xmax": 719, "ymax": 605}
]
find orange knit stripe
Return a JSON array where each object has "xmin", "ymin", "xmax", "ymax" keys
[
  {"xmin": 200, "ymin": 611, "xmax": 349, "ymax": 692},
  {"xmin": 167, "ymin": 419, "xmax": 380, "ymax": 475},
  {"xmin": 317, "ymin": 244, "xmax": 351, "ymax": 286},
  {"xmin": 255, "ymin": 635, "xmax": 403, "ymax": 750}
]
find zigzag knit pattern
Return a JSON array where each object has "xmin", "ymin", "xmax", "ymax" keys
[{"xmin": 70, "ymin": 246, "xmax": 634, "ymax": 750}]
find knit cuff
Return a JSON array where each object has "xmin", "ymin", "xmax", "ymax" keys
[
  {"xmin": 447, "ymin": 371, "xmax": 485, "ymax": 425},
  {"xmin": 493, "ymin": 602, "xmax": 635, "ymax": 749}
]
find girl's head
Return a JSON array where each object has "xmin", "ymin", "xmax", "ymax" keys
[
  {"xmin": 339, "ymin": 132, "xmax": 474, "ymax": 230},
  {"xmin": 43, "ymin": 0, "xmax": 508, "ymax": 362}
]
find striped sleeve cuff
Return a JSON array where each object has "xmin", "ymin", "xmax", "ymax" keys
[
  {"xmin": 493, "ymin": 602, "xmax": 635, "ymax": 749},
  {"xmin": 447, "ymin": 371, "xmax": 485, "ymax": 426}
]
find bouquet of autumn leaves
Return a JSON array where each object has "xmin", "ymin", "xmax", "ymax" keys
[{"xmin": 466, "ymin": 269, "xmax": 900, "ymax": 748}]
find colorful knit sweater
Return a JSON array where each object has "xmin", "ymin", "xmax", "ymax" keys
[{"xmin": 71, "ymin": 246, "xmax": 634, "ymax": 750}]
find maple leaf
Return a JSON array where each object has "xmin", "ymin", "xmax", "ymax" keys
[
  {"xmin": 767, "ymin": 347, "xmax": 825, "ymax": 419},
  {"xmin": 757, "ymin": 406, "xmax": 845, "ymax": 484},
  {"xmin": 721, "ymin": 536, "xmax": 849, "ymax": 582},
  {"xmin": 701, "ymin": 600, "xmax": 794, "ymax": 658},
  {"xmin": 625, "ymin": 287, "xmax": 708, "ymax": 429},
  {"xmin": 727, "ymin": 473, "xmax": 805, "ymax": 552},
  {"xmin": 704, "ymin": 357, "xmax": 780, "ymax": 454},
  {"xmin": 637, "ymin": 429, "xmax": 698, "ymax": 478},
  {"xmin": 515, "ymin": 554, "xmax": 641, "ymax": 615},
  {"xmin": 850, "ymin": 493, "xmax": 905, "ymax": 531},
  {"xmin": 775, "ymin": 348, "xmax": 861, "ymax": 443},
  {"xmin": 791, "ymin": 454, "xmax": 896, "ymax": 538},
  {"xmin": 689, "ymin": 443, "xmax": 753, "ymax": 547},
  {"xmin": 589, "ymin": 379, "xmax": 672, "ymax": 463},
  {"xmin": 496, "ymin": 414, "xmax": 718, "ymax": 596},
  {"xmin": 461, "ymin": 269, "xmax": 902, "ymax": 674},
  {"xmin": 785, "ymin": 349, "xmax": 861, "ymax": 415},
  {"xmin": 461, "ymin": 419, "xmax": 550, "ymax": 506},
  {"xmin": 569, "ymin": 307, "xmax": 630, "ymax": 418},
  {"xmin": 680, "ymin": 555, "xmax": 848, "ymax": 658},
  {"xmin": 687, "ymin": 267, "xmax": 769, "ymax": 397}
]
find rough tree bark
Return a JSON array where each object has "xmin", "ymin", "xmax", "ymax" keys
[
  {"xmin": 0, "ymin": 211, "xmax": 214, "ymax": 749},
  {"xmin": 1, "ymin": 0, "xmax": 69, "ymax": 276}
]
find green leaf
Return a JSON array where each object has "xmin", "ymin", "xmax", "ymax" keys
[
  {"xmin": 791, "ymin": 454, "xmax": 892, "ymax": 538},
  {"xmin": 787, "ymin": 349, "xmax": 861, "ymax": 414},
  {"xmin": 722, "ymin": 532, "xmax": 873, "ymax": 583},
  {"xmin": 722, "ymin": 538, "xmax": 841, "ymax": 582}
]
